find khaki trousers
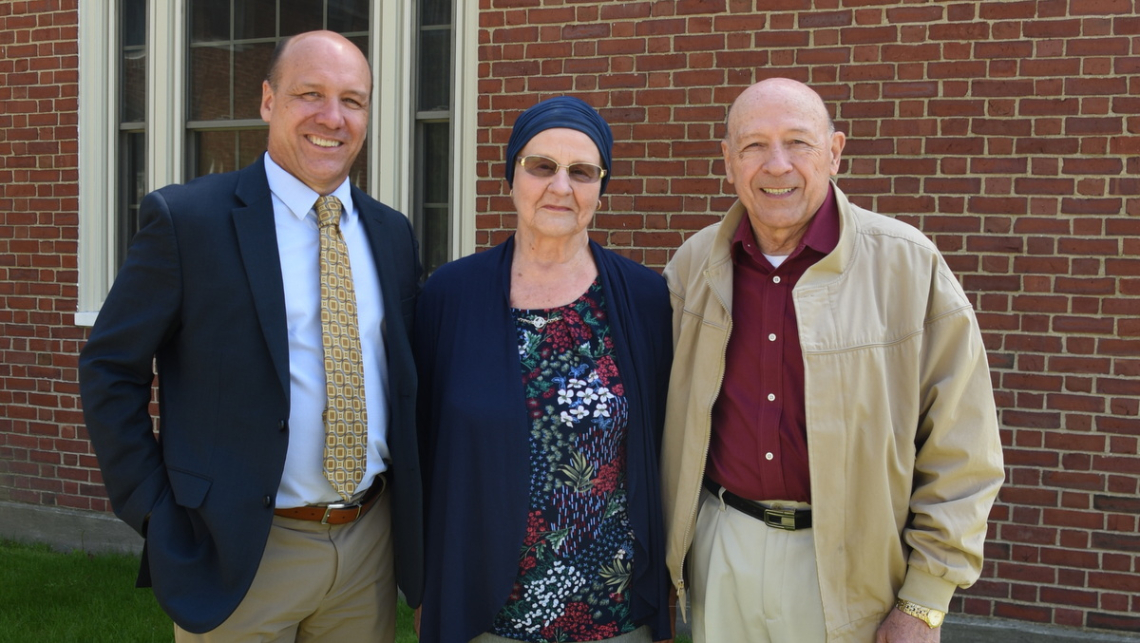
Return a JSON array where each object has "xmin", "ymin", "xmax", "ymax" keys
[
  {"xmin": 690, "ymin": 487, "xmax": 826, "ymax": 643},
  {"xmin": 174, "ymin": 491, "xmax": 395, "ymax": 643}
]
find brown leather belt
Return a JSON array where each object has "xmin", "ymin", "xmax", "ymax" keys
[
  {"xmin": 704, "ymin": 479, "xmax": 812, "ymax": 531},
  {"xmin": 274, "ymin": 474, "xmax": 386, "ymax": 525}
]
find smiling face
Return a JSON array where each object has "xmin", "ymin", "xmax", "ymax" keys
[
  {"xmin": 260, "ymin": 32, "xmax": 371, "ymax": 195},
  {"xmin": 512, "ymin": 128, "xmax": 604, "ymax": 244},
  {"xmin": 722, "ymin": 78, "xmax": 846, "ymax": 253}
]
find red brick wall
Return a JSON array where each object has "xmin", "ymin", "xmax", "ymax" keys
[
  {"xmin": 0, "ymin": 1, "xmax": 107, "ymax": 512},
  {"xmin": 476, "ymin": 0, "xmax": 1140, "ymax": 633}
]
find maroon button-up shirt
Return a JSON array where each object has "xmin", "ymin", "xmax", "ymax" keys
[{"xmin": 707, "ymin": 186, "xmax": 840, "ymax": 504}]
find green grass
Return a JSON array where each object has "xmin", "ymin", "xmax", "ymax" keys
[
  {"xmin": 0, "ymin": 539, "xmax": 419, "ymax": 643},
  {"xmin": 0, "ymin": 540, "xmax": 172, "ymax": 643},
  {"xmin": 0, "ymin": 539, "xmax": 687, "ymax": 642}
]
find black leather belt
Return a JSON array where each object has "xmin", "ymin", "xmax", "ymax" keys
[{"xmin": 704, "ymin": 479, "xmax": 812, "ymax": 531}]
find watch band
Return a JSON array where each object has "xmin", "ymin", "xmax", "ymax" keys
[{"xmin": 895, "ymin": 598, "xmax": 945, "ymax": 628}]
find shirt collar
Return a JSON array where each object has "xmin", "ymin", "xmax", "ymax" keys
[
  {"xmin": 263, "ymin": 152, "xmax": 355, "ymax": 222},
  {"xmin": 732, "ymin": 183, "xmax": 841, "ymax": 264}
]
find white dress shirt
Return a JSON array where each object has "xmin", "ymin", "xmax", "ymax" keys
[{"xmin": 264, "ymin": 154, "xmax": 390, "ymax": 508}]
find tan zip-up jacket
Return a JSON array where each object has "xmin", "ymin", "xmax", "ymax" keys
[{"xmin": 661, "ymin": 185, "xmax": 1004, "ymax": 642}]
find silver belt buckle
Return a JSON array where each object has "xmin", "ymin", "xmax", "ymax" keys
[
  {"xmin": 763, "ymin": 507, "xmax": 797, "ymax": 531},
  {"xmin": 321, "ymin": 501, "xmax": 362, "ymax": 525}
]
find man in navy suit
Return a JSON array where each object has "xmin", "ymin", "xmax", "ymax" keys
[{"xmin": 79, "ymin": 30, "xmax": 422, "ymax": 641}]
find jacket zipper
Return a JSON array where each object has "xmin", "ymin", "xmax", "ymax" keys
[{"xmin": 675, "ymin": 268, "xmax": 732, "ymax": 623}]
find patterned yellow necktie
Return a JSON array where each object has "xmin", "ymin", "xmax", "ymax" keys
[{"xmin": 316, "ymin": 195, "xmax": 367, "ymax": 501}]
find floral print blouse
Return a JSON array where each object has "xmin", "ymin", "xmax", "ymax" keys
[{"xmin": 490, "ymin": 281, "xmax": 636, "ymax": 642}]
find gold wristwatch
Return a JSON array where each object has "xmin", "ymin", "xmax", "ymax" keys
[{"xmin": 895, "ymin": 599, "xmax": 944, "ymax": 628}]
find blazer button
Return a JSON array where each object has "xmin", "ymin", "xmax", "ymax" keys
[
  {"xmin": 263, "ymin": 495, "xmax": 272, "ymax": 509},
  {"xmin": 278, "ymin": 420, "xmax": 287, "ymax": 432}
]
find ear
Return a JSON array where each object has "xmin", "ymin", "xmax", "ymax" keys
[
  {"xmin": 260, "ymin": 80, "xmax": 274, "ymax": 124},
  {"xmin": 828, "ymin": 130, "xmax": 846, "ymax": 176},
  {"xmin": 721, "ymin": 138, "xmax": 735, "ymax": 185}
]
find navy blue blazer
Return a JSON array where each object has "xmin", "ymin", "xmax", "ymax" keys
[
  {"xmin": 78, "ymin": 156, "xmax": 424, "ymax": 633},
  {"xmin": 415, "ymin": 237, "xmax": 672, "ymax": 643}
]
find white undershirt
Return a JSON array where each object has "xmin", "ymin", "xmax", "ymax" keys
[
  {"xmin": 264, "ymin": 153, "xmax": 390, "ymax": 508},
  {"xmin": 764, "ymin": 253, "xmax": 789, "ymax": 268}
]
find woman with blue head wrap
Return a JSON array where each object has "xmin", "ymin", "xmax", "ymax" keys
[{"xmin": 414, "ymin": 97, "xmax": 674, "ymax": 643}]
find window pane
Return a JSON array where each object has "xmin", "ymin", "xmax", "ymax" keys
[
  {"xmin": 329, "ymin": 0, "xmax": 369, "ymax": 33},
  {"xmin": 122, "ymin": 0, "xmax": 147, "ymax": 47},
  {"xmin": 189, "ymin": 45, "xmax": 233, "ymax": 120},
  {"xmin": 118, "ymin": 131, "xmax": 146, "ymax": 267},
  {"xmin": 349, "ymin": 144, "xmax": 369, "ymax": 192},
  {"xmin": 234, "ymin": 41, "xmax": 275, "ymax": 119},
  {"xmin": 195, "ymin": 130, "xmax": 239, "ymax": 176},
  {"xmin": 418, "ymin": 28, "xmax": 450, "ymax": 112},
  {"xmin": 121, "ymin": 50, "xmax": 147, "ymax": 123},
  {"xmin": 280, "ymin": 0, "xmax": 324, "ymax": 36},
  {"xmin": 422, "ymin": 121, "xmax": 450, "ymax": 204},
  {"xmin": 421, "ymin": 0, "xmax": 451, "ymax": 26},
  {"xmin": 191, "ymin": 0, "xmax": 231, "ymax": 42},
  {"xmin": 236, "ymin": 0, "xmax": 276, "ymax": 39},
  {"xmin": 423, "ymin": 206, "xmax": 448, "ymax": 273},
  {"xmin": 239, "ymin": 129, "xmax": 269, "ymax": 168},
  {"xmin": 348, "ymin": 35, "xmax": 369, "ymax": 61}
]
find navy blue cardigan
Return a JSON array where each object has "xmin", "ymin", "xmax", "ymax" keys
[{"xmin": 415, "ymin": 236, "xmax": 673, "ymax": 643}]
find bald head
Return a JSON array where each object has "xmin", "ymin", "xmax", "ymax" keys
[
  {"xmin": 725, "ymin": 78, "xmax": 834, "ymax": 144},
  {"xmin": 266, "ymin": 30, "xmax": 372, "ymax": 93}
]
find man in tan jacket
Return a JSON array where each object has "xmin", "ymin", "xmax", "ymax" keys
[{"xmin": 661, "ymin": 78, "xmax": 1004, "ymax": 643}]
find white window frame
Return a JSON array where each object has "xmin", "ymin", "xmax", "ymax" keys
[{"xmin": 76, "ymin": 0, "xmax": 477, "ymax": 325}]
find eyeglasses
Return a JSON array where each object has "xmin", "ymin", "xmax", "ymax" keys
[{"xmin": 517, "ymin": 155, "xmax": 607, "ymax": 184}]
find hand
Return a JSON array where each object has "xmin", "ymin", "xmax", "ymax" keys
[
  {"xmin": 874, "ymin": 607, "xmax": 941, "ymax": 643},
  {"xmin": 414, "ymin": 606, "xmax": 422, "ymax": 638}
]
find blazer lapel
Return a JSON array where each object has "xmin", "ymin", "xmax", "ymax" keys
[
  {"xmin": 232, "ymin": 158, "xmax": 291, "ymax": 399},
  {"xmin": 355, "ymin": 194, "xmax": 402, "ymax": 344}
]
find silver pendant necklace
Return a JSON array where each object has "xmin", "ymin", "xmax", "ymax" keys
[{"xmin": 518, "ymin": 313, "xmax": 560, "ymax": 330}]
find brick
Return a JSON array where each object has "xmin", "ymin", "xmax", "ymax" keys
[
  {"xmin": 1088, "ymin": 571, "xmax": 1140, "ymax": 592},
  {"xmin": 1094, "ymin": 495, "xmax": 1140, "ymax": 514},
  {"xmin": 1087, "ymin": 612, "xmax": 1140, "ymax": 633}
]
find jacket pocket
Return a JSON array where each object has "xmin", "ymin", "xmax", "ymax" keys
[{"xmin": 167, "ymin": 467, "xmax": 212, "ymax": 509}]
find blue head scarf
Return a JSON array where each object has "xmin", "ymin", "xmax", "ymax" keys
[{"xmin": 504, "ymin": 96, "xmax": 614, "ymax": 195}]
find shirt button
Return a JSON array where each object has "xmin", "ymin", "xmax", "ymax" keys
[
  {"xmin": 767, "ymin": 393, "xmax": 776, "ymax": 401},
  {"xmin": 765, "ymin": 452, "xmax": 774, "ymax": 461},
  {"xmin": 768, "ymin": 333, "xmax": 777, "ymax": 341},
  {"xmin": 773, "ymin": 276, "xmax": 782, "ymax": 284}
]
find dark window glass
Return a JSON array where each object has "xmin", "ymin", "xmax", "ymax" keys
[
  {"xmin": 193, "ymin": 128, "xmax": 269, "ymax": 176},
  {"xmin": 118, "ymin": 131, "xmax": 147, "ymax": 268},
  {"xmin": 421, "ymin": 0, "xmax": 450, "ymax": 26},
  {"xmin": 236, "ymin": 0, "xmax": 276, "ymax": 39},
  {"xmin": 421, "ymin": 121, "xmax": 450, "ymax": 273},
  {"xmin": 122, "ymin": 0, "xmax": 147, "ymax": 47},
  {"xmin": 120, "ymin": 51, "xmax": 147, "ymax": 123},
  {"xmin": 328, "ymin": 0, "xmax": 369, "ymax": 33},
  {"xmin": 191, "ymin": 0, "xmax": 231, "ymax": 42},
  {"xmin": 118, "ymin": 0, "xmax": 148, "ymax": 268},
  {"xmin": 279, "ymin": 0, "xmax": 323, "ymax": 36},
  {"xmin": 414, "ymin": 0, "xmax": 454, "ymax": 274},
  {"xmin": 418, "ymin": 28, "xmax": 450, "ymax": 112},
  {"xmin": 189, "ymin": 45, "xmax": 233, "ymax": 120},
  {"xmin": 422, "ymin": 121, "xmax": 450, "ymax": 204},
  {"xmin": 233, "ymin": 41, "xmax": 275, "ymax": 119}
]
